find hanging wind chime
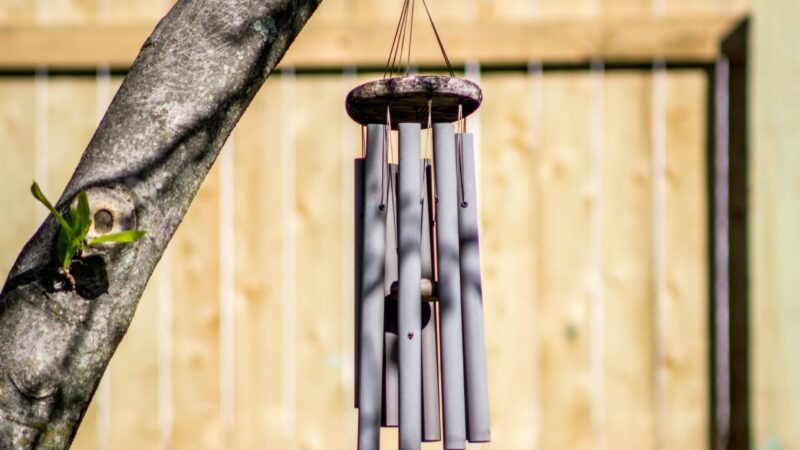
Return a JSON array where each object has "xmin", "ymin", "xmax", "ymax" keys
[{"xmin": 348, "ymin": 1, "xmax": 490, "ymax": 449}]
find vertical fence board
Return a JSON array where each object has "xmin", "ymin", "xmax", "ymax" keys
[
  {"xmin": 539, "ymin": 0, "xmax": 598, "ymax": 17},
  {"xmin": 108, "ymin": 0, "xmax": 165, "ymax": 21},
  {"xmin": 231, "ymin": 76, "xmax": 288, "ymax": 450},
  {"xmin": 0, "ymin": 80, "xmax": 36, "ymax": 283},
  {"xmin": 110, "ymin": 263, "xmax": 163, "ymax": 449},
  {"xmin": 478, "ymin": 74, "xmax": 538, "ymax": 450},
  {"xmin": 477, "ymin": 0, "xmax": 535, "ymax": 19},
  {"xmin": 341, "ymin": 75, "xmax": 359, "ymax": 450},
  {"xmin": 662, "ymin": 71, "xmax": 708, "ymax": 450},
  {"xmin": 351, "ymin": 0, "xmax": 398, "ymax": 22},
  {"xmin": 666, "ymin": 0, "xmax": 725, "ymax": 14},
  {"xmin": 602, "ymin": 73, "xmax": 656, "ymax": 450},
  {"xmin": 538, "ymin": 73, "xmax": 594, "ymax": 450},
  {"xmin": 0, "ymin": 0, "xmax": 34, "ymax": 23},
  {"xmin": 293, "ymin": 76, "xmax": 348, "ymax": 450},
  {"xmin": 45, "ymin": 78, "xmax": 97, "ymax": 201},
  {"xmin": 313, "ymin": 0, "xmax": 353, "ymax": 23},
  {"xmin": 753, "ymin": 0, "xmax": 800, "ymax": 447},
  {"xmin": 731, "ymin": 0, "xmax": 749, "ymax": 13},
  {"xmin": 42, "ymin": 0, "xmax": 99, "ymax": 23},
  {"xmin": 603, "ymin": 0, "xmax": 650, "ymax": 16},
  {"xmin": 171, "ymin": 163, "xmax": 222, "ymax": 449}
]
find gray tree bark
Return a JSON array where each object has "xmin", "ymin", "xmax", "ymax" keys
[{"xmin": 0, "ymin": 0, "xmax": 322, "ymax": 447}]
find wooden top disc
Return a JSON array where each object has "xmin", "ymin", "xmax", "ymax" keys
[{"xmin": 345, "ymin": 75, "xmax": 482, "ymax": 128}]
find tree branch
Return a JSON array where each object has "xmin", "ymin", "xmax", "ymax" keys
[{"xmin": 0, "ymin": 0, "xmax": 322, "ymax": 447}]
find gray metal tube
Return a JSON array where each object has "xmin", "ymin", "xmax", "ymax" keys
[
  {"xmin": 420, "ymin": 159, "xmax": 442, "ymax": 442},
  {"xmin": 456, "ymin": 133, "xmax": 491, "ymax": 443},
  {"xmin": 382, "ymin": 163, "xmax": 399, "ymax": 428},
  {"xmin": 433, "ymin": 122, "xmax": 467, "ymax": 449},
  {"xmin": 354, "ymin": 158, "xmax": 364, "ymax": 409},
  {"xmin": 398, "ymin": 123, "xmax": 422, "ymax": 449},
  {"xmin": 358, "ymin": 124, "xmax": 387, "ymax": 450}
]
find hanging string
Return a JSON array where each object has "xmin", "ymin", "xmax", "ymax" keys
[
  {"xmin": 361, "ymin": 125, "xmax": 366, "ymax": 158},
  {"xmin": 386, "ymin": 107, "xmax": 397, "ymax": 170},
  {"xmin": 392, "ymin": 0, "xmax": 411, "ymax": 76},
  {"xmin": 384, "ymin": 106, "xmax": 400, "ymax": 249},
  {"xmin": 379, "ymin": 110, "xmax": 390, "ymax": 212},
  {"xmin": 420, "ymin": 98, "xmax": 432, "ymax": 201},
  {"xmin": 419, "ymin": 98, "xmax": 433, "ymax": 240},
  {"xmin": 456, "ymin": 104, "xmax": 468, "ymax": 208},
  {"xmin": 425, "ymin": 99, "xmax": 433, "ymax": 160},
  {"xmin": 384, "ymin": 0, "xmax": 454, "ymax": 78},
  {"xmin": 406, "ymin": 0, "xmax": 415, "ymax": 73},
  {"xmin": 383, "ymin": 0, "xmax": 405, "ymax": 77},
  {"xmin": 420, "ymin": 0, "xmax": 455, "ymax": 77},
  {"xmin": 419, "ymin": 160, "xmax": 428, "ymax": 237},
  {"xmin": 458, "ymin": 103, "xmax": 467, "ymax": 134},
  {"xmin": 384, "ymin": 0, "xmax": 412, "ymax": 78}
]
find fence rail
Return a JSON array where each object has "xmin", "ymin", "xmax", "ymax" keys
[{"xmin": 0, "ymin": 14, "xmax": 745, "ymax": 69}]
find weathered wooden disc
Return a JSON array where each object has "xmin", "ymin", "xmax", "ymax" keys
[{"xmin": 345, "ymin": 75, "xmax": 482, "ymax": 128}]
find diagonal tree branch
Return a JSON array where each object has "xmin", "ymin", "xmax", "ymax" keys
[{"xmin": 0, "ymin": 0, "xmax": 323, "ymax": 447}]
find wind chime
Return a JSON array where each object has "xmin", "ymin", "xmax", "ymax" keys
[{"xmin": 348, "ymin": 1, "xmax": 490, "ymax": 449}]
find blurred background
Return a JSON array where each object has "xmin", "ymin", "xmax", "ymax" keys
[{"xmin": 0, "ymin": 0, "xmax": 796, "ymax": 449}]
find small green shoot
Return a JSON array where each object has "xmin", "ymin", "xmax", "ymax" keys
[
  {"xmin": 88, "ymin": 230, "xmax": 147, "ymax": 246},
  {"xmin": 31, "ymin": 181, "xmax": 147, "ymax": 286}
]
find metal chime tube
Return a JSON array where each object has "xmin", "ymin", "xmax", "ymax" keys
[
  {"xmin": 397, "ymin": 123, "xmax": 423, "ymax": 449},
  {"xmin": 354, "ymin": 158, "xmax": 364, "ymax": 408},
  {"xmin": 383, "ymin": 164, "xmax": 399, "ymax": 427},
  {"xmin": 456, "ymin": 133, "xmax": 491, "ymax": 442},
  {"xmin": 433, "ymin": 122, "xmax": 467, "ymax": 449},
  {"xmin": 420, "ymin": 159, "xmax": 442, "ymax": 442},
  {"xmin": 358, "ymin": 124, "xmax": 388, "ymax": 450}
]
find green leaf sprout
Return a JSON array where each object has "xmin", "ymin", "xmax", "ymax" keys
[{"xmin": 31, "ymin": 181, "xmax": 147, "ymax": 279}]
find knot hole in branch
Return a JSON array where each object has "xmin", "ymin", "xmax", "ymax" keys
[{"xmin": 93, "ymin": 209, "xmax": 114, "ymax": 234}]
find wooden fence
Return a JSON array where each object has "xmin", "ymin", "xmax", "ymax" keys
[{"xmin": 0, "ymin": 0, "xmax": 777, "ymax": 449}]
